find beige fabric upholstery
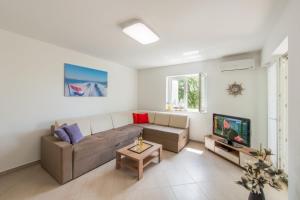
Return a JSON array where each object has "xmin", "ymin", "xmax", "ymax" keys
[
  {"xmin": 90, "ymin": 114, "xmax": 113, "ymax": 134},
  {"xmin": 72, "ymin": 136, "xmax": 114, "ymax": 178},
  {"xmin": 147, "ymin": 111, "xmax": 156, "ymax": 123},
  {"xmin": 111, "ymin": 112, "xmax": 132, "ymax": 128},
  {"xmin": 169, "ymin": 114, "xmax": 189, "ymax": 128},
  {"xmin": 55, "ymin": 118, "xmax": 91, "ymax": 136},
  {"xmin": 154, "ymin": 112, "xmax": 170, "ymax": 126},
  {"xmin": 143, "ymin": 126, "xmax": 189, "ymax": 153},
  {"xmin": 43, "ymin": 111, "xmax": 189, "ymax": 184},
  {"xmin": 41, "ymin": 135, "xmax": 73, "ymax": 184},
  {"xmin": 42, "ymin": 124, "xmax": 143, "ymax": 184},
  {"xmin": 137, "ymin": 124, "xmax": 184, "ymax": 134},
  {"xmin": 136, "ymin": 123, "xmax": 154, "ymax": 129}
]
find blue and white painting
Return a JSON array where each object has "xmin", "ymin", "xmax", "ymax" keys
[{"xmin": 64, "ymin": 63, "xmax": 108, "ymax": 97}]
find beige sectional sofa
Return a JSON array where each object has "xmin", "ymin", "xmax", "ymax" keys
[{"xmin": 41, "ymin": 111, "xmax": 189, "ymax": 184}]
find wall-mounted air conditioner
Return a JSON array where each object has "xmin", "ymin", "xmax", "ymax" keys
[{"xmin": 219, "ymin": 59, "xmax": 255, "ymax": 72}]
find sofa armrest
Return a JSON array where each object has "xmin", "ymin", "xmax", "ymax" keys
[{"xmin": 41, "ymin": 135, "xmax": 73, "ymax": 184}]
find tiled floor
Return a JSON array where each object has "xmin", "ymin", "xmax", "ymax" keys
[{"xmin": 0, "ymin": 142, "xmax": 288, "ymax": 200}]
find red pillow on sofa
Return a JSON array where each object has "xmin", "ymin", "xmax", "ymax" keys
[
  {"xmin": 132, "ymin": 113, "xmax": 149, "ymax": 124},
  {"xmin": 133, "ymin": 113, "xmax": 139, "ymax": 123}
]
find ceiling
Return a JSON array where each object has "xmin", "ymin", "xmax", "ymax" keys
[{"xmin": 0, "ymin": 0, "xmax": 287, "ymax": 69}]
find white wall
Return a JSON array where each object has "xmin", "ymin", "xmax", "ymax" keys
[
  {"xmin": 288, "ymin": 0, "xmax": 300, "ymax": 199},
  {"xmin": 261, "ymin": 0, "xmax": 299, "ymax": 198},
  {"xmin": 261, "ymin": 2, "xmax": 289, "ymax": 65},
  {"xmin": 138, "ymin": 53, "xmax": 267, "ymax": 148},
  {"xmin": 0, "ymin": 29, "xmax": 138, "ymax": 173}
]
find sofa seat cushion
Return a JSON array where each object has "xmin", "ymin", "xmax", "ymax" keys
[
  {"xmin": 115, "ymin": 124, "xmax": 143, "ymax": 140},
  {"xmin": 73, "ymin": 136, "xmax": 110, "ymax": 160},
  {"xmin": 143, "ymin": 124, "xmax": 185, "ymax": 135},
  {"xmin": 72, "ymin": 136, "xmax": 113, "ymax": 178},
  {"xmin": 93, "ymin": 130, "xmax": 118, "ymax": 147},
  {"xmin": 136, "ymin": 123, "xmax": 153, "ymax": 129},
  {"xmin": 93, "ymin": 129, "xmax": 131, "ymax": 148},
  {"xmin": 142, "ymin": 125, "xmax": 189, "ymax": 153}
]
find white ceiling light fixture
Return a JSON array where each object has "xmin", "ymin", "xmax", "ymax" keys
[
  {"xmin": 122, "ymin": 20, "xmax": 159, "ymax": 45},
  {"xmin": 183, "ymin": 50, "xmax": 200, "ymax": 56}
]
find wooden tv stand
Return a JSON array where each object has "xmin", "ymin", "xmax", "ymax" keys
[{"xmin": 204, "ymin": 135, "xmax": 258, "ymax": 167}]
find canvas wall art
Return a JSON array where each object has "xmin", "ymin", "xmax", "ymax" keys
[{"xmin": 64, "ymin": 63, "xmax": 108, "ymax": 97}]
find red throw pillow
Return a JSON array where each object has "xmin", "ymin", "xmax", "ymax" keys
[
  {"xmin": 132, "ymin": 113, "xmax": 139, "ymax": 124},
  {"xmin": 132, "ymin": 113, "xmax": 149, "ymax": 124},
  {"xmin": 138, "ymin": 113, "xmax": 149, "ymax": 123}
]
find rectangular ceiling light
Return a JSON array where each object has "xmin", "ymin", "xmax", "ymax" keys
[{"xmin": 122, "ymin": 22, "xmax": 159, "ymax": 45}]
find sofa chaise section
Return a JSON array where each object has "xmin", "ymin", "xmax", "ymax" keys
[{"xmin": 139, "ymin": 112, "xmax": 189, "ymax": 153}]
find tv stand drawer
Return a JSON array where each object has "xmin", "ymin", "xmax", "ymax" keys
[
  {"xmin": 205, "ymin": 137, "xmax": 215, "ymax": 151},
  {"xmin": 215, "ymin": 146, "xmax": 239, "ymax": 164}
]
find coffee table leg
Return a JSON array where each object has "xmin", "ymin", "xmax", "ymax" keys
[
  {"xmin": 116, "ymin": 152, "xmax": 121, "ymax": 169},
  {"xmin": 158, "ymin": 147, "xmax": 162, "ymax": 163},
  {"xmin": 138, "ymin": 160, "xmax": 143, "ymax": 180}
]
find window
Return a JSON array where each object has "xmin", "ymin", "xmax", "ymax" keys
[{"xmin": 166, "ymin": 73, "xmax": 207, "ymax": 112}]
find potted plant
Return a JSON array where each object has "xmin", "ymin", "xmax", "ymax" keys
[{"xmin": 236, "ymin": 148, "xmax": 288, "ymax": 200}]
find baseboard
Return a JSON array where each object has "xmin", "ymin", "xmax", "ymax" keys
[
  {"xmin": 0, "ymin": 160, "xmax": 40, "ymax": 176},
  {"xmin": 189, "ymin": 139, "xmax": 204, "ymax": 144}
]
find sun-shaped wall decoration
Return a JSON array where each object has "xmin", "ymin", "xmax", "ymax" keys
[{"xmin": 227, "ymin": 82, "xmax": 244, "ymax": 96}]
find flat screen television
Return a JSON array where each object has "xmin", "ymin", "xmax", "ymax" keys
[{"xmin": 213, "ymin": 114, "xmax": 251, "ymax": 147}]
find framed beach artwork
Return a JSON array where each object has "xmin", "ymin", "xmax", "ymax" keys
[{"xmin": 64, "ymin": 63, "xmax": 108, "ymax": 97}]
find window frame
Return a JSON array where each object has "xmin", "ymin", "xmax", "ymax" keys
[{"xmin": 166, "ymin": 73, "xmax": 207, "ymax": 113}]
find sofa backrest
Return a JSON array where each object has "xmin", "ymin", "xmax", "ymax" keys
[
  {"xmin": 143, "ymin": 111, "xmax": 189, "ymax": 128},
  {"xmin": 110, "ymin": 112, "xmax": 133, "ymax": 128},
  {"xmin": 90, "ymin": 114, "xmax": 113, "ymax": 134},
  {"xmin": 55, "ymin": 118, "xmax": 91, "ymax": 137},
  {"xmin": 147, "ymin": 111, "xmax": 156, "ymax": 123},
  {"xmin": 134, "ymin": 110, "xmax": 156, "ymax": 123},
  {"xmin": 169, "ymin": 114, "xmax": 189, "ymax": 128},
  {"xmin": 154, "ymin": 112, "xmax": 170, "ymax": 126},
  {"xmin": 54, "ymin": 111, "xmax": 189, "ymax": 137}
]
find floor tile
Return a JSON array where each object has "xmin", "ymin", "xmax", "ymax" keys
[{"xmin": 0, "ymin": 142, "xmax": 288, "ymax": 200}]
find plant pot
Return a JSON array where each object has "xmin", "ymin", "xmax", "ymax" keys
[{"xmin": 248, "ymin": 190, "xmax": 265, "ymax": 200}]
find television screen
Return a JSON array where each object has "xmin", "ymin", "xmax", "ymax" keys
[{"xmin": 213, "ymin": 114, "xmax": 250, "ymax": 147}]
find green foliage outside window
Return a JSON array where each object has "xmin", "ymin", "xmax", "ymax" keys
[
  {"xmin": 178, "ymin": 79, "xmax": 185, "ymax": 102},
  {"xmin": 187, "ymin": 77, "xmax": 199, "ymax": 109},
  {"xmin": 177, "ymin": 76, "xmax": 199, "ymax": 109}
]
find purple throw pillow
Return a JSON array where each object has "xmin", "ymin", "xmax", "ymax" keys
[
  {"xmin": 54, "ymin": 127, "xmax": 71, "ymax": 143},
  {"xmin": 63, "ymin": 123, "xmax": 84, "ymax": 144}
]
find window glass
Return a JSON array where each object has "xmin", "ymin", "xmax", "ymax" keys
[{"xmin": 166, "ymin": 73, "xmax": 207, "ymax": 112}]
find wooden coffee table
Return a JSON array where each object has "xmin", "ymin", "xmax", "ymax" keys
[{"xmin": 116, "ymin": 140, "xmax": 162, "ymax": 180}]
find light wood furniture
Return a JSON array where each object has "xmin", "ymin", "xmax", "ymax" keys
[
  {"xmin": 116, "ymin": 140, "xmax": 162, "ymax": 180},
  {"xmin": 204, "ymin": 135, "xmax": 259, "ymax": 167}
]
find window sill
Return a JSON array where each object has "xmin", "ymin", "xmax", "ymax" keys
[{"xmin": 164, "ymin": 109, "xmax": 207, "ymax": 114}]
